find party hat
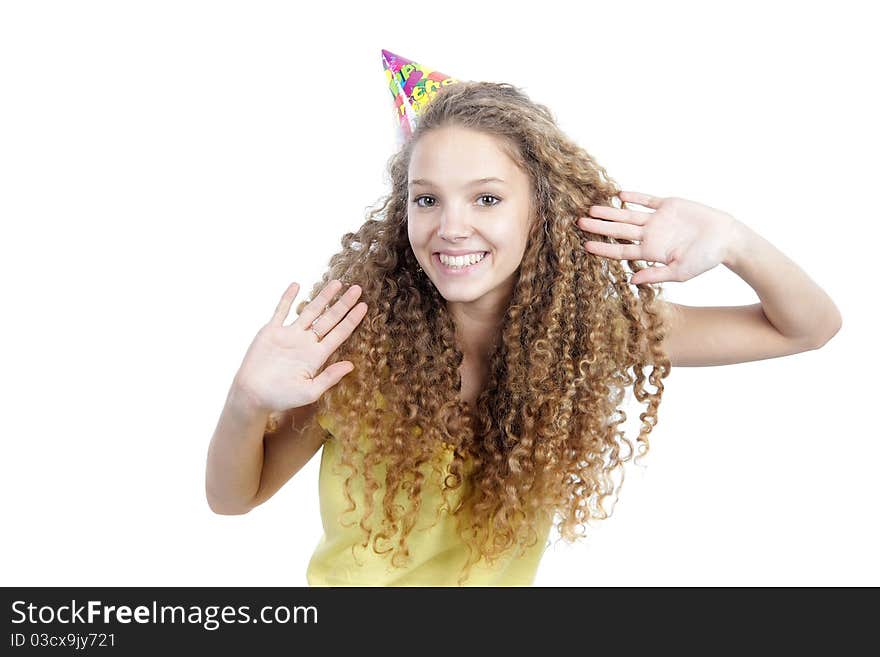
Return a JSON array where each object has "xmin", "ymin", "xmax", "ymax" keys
[{"xmin": 381, "ymin": 49, "xmax": 460, "ymax": 145}]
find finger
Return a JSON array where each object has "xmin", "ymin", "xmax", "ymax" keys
[
  {"xmin": 309, "ymin": 284, "xmax": 363, "ymax": 335},
  {"xmin": 295, "ymin": 279, "xmax": 343, "ymax": 330},
  {"xmin": 619, "ymin": 190, "xmax": 662, "ymax": 210},
  {"xmin": 578, "ymin": 217, "xmax": 642, "ymax": 241},
  {"xmin": 630, "ymin": 265, "xmax": 675, "ymax": 286},
  {"xmin": 270, "ymin": 281, "xmax": 300, "ymax": 327},
  {"xmin": 586, "ymin": 204, "xmax": 650, "ymax": 226},
  {"xmin": 585, "ymin": 241, "xmax": 643, "ymax": 261},
  {"xmin": 314, "ymin": 301, "xmax": 369, "ymax": 357},
  {"xmin": 309, "ymin": 361, "xmax": 356, "ymax": 394}
]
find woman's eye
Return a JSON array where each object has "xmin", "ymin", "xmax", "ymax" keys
[{"xmin": 412, "ymin": 194, "xmax": 501, "ymax": 208}]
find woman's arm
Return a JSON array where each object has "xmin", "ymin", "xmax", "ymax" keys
[
  {"xmin": 645, "ymin": 300, "xmax": 830, "ymax": 367},
  {"xmin": 204, "ymin": 278, "xmax": 366, "ymax": 514},
  {"xmin": 722, "ymin": 220, "xmax": 842, "ymax": 345},
  {"xmin": 205, "ymin": 376, "xmax": 326, "ymax": 515},
  {"xmin": 638, "ymin": 222, "xmax": 842, "ymax": 368},
  {"xmin": 204, "ymin": 377, "xmax": 273, "ymax": 515}
]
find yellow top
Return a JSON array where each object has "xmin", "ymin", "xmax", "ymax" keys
[{"xmin": 306, "ymin": 399, "xmax": 553, "ymax": 586}]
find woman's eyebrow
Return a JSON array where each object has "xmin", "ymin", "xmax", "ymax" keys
[{"xmin": 409, "ymin": 177, "xmax": 506, "ymax": 188}]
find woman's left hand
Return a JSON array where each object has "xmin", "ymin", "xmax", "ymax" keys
[{"xmin": 577, "ymin": 191, "xmax": 740, "ymax": 285}]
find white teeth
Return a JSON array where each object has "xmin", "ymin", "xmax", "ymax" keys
[{"xmin": 439, "ymin": 252, "xmax": 486, "ymax": 268}]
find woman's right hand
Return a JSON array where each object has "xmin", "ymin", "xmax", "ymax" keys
[{"xmin": 233, "ymin": 279, "xmax": 368, "ymax": 413}]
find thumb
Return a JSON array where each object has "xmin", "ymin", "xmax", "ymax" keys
[
  {"xmin": 310, "ymin": 361, "xmax": 355, "ymax": 393},
  {"xmin": 631, "ymin": 265, "xmax": 674, "ymax": 286}
]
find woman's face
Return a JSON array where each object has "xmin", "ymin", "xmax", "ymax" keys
[{"xmin": 407, "ymin": 126, "xmax": 533, "ymax": 305}]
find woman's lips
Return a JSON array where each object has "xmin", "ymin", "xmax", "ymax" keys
[{"xmin": 433, "ymin": 252, "xmax": 490, "ymax": 276}]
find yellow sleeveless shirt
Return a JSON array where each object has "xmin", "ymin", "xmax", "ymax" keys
[{"xmin": 306, "ymin": 396, "xmax": 553, "ymax": 586}]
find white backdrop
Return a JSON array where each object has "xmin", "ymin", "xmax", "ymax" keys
[{"xmin": 1, "ymin": 0, "xmax": 875, "ymax": 587}]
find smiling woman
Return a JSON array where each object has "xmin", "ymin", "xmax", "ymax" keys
[
  {"xmin": 207, "ymin": 75, "xmax": 842, "ymax": 587},
  {"xmin": 270, "ymin": 80, "xmax": 675, "ymax": 586}
]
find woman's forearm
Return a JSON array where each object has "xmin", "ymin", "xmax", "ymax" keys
[
  {"xmin": 723, "ymin": 220, "xmax": 842, "ymax": 346},
  {"xmin": 205, "ymin": 378, "xmax": 271, "ymax": 515}
]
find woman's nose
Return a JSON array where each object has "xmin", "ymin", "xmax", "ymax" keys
[{"xmin": 437, "ymin": 210, "xmax": 472, "ymax": 241}]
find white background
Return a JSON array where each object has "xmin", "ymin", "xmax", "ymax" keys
[{"xmin": 1, "ymin": 0, "xmax": 876, "ymax": 587}]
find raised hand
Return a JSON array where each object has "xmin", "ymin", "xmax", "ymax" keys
[
  {"xmin": 233, "ymin": 279, "xmax": 368, "ymax": 413},
  {"xmin": 577, "ymin": 191, "xmax": 741, "ymax": 285}
]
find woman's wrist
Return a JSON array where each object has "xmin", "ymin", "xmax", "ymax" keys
[{"xmin": 227, "ymin": 377, "xmax": 271, "ymax": 422}]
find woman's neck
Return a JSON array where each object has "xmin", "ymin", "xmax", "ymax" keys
[{"xmin": 447, "ymin": 301, "xmax": 504, "ymax": 363}]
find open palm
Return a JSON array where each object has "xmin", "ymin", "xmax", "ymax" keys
[
  {"xmin": 234, "ymin": 279, "xmax": 368, "ymax": 412},
  {"xmin": 577, "ymin": 191, "xmax": 739, "ymax": 285}
]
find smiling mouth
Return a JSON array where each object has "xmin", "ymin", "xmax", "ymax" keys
[{"xmin": 432, "ymin": 252, "xmax": 490, "ymax": 274}]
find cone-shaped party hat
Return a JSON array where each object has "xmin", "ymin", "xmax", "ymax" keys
[{"xmin": 382, "ymin": 49, "xmax": 460, "ymax": 145}]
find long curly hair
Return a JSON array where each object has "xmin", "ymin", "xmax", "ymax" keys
[{"xmin": 271, "ymin": 80, "xmax": 672, "ymax": 585}]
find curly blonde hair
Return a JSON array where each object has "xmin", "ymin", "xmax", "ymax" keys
[{"xmin": 274, "ymin": 80, "xmax": 672, "ymax": 585}]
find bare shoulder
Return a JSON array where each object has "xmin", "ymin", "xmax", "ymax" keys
[
  {"xmin": 642, "ymin": 296, "xmax": 681, "ymax": 329},
  {"xmin": 632, "ymin": 297, "xmax": 679, "ymax": 363}
]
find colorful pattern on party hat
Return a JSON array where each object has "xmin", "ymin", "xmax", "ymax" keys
[{"xmin": 382, "ymin": 49, "xmax": 460, "ymax": 144}]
